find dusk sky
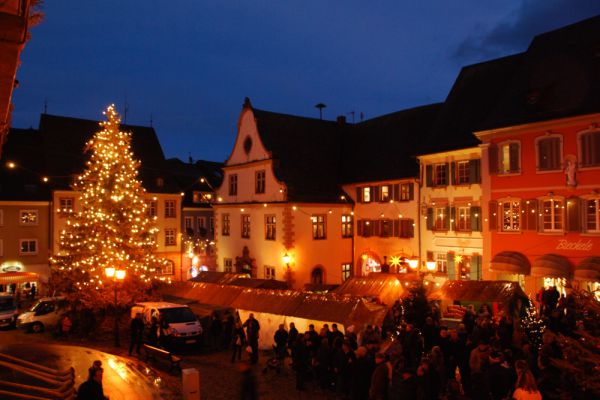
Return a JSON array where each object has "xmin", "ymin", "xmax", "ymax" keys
[{"xmin": 11, "ymin": 1, "xmax": 600, "ymax": 163}]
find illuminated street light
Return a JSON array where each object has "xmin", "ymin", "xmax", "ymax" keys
[{"xmin": 105, "ymin": 267, "xmax": 126, "ymax": 347}]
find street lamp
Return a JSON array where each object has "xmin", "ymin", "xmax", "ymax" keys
[
  {"xmin": 105, "ymin": 267, "xmax": 126, "ymax": 347},
  {"xmin": 426, "ymin": 261, "xmax": 437, "ymax": 272},
  {"xmin": 282, "ymin": 252, "xmax": 292, "ymax": 288}
]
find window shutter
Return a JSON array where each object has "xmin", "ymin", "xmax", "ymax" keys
[
  {"xmin": 509, "ymin": 142, "xmax": 520, "ymax": 172},
  {"xmin": 447, "ymin": 253, "xmax": 456, "ymax": 280},
  {"xmin": 488, "ymin": 143, "xmax": 498, "ymax": 175},
  {"xmin": 524, "ymin": 199, "xmax": 538, "ymax": 231},
  {"xmin": 357, "ymin": 220, "xmax": 364, "ymax": 236},
  {"xmin": 471, "ymin": 206, "xmax": 482, "ymax": 232},
  {"xmin": 408, "ymin": 183, "xmax": 414, "ymax": 200},
  {"xmin": 408, "ymin": 219, "xmax": 415, "ymax": 237},
  {"xmin": 393, "ymin": 184, "xmax": 399, "ymax": 201},
  {"xmin": 469, "ymin": 159, "xmax": 481, "ymax": 183},
  {"xmin": 446, "ymin": 206, "xmax": 452, "ymax": 230},
  {"xmin": 471, "ymin": 255, "xmax": 482, "ymax": 281},
  {"xmin": 426, "ymin": 208, "xmax": 433, "ymax": 230},
  {"xmin": 393, "ymin": 219, "xmax": 400, "ymax": 237},
  {"xmin": 372, "ymin": 186, "xmax": 379, "ymax": 202},
  {"xmin": 566, "ymin": 197, "xmax": 580, "ymax": 232},
  {"xmin": 488, "ymin": 200, "xmax": 498, "ymax": 230},
  {"xmin": 356, "ymin": 187, "xmax": 362, "ymax": 203},
  {"xmin": 426, "ymin": 165, "xmax": 433, "ymax": 187},
  {"xmin": 451, "ymin": 162, "xmax": 456, "ymax": 185},
  {"xmin": 444, "ymin": 163, "xmax": 450, "ymax": 185}
]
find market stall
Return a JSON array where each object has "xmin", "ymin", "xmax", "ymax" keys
[{"xmin": 334, "ymin": 273, "xmax": 418, "ymax": 305}]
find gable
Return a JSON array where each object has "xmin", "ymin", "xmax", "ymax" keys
[{"xmin": 226, "ymin": 108, "xmax": 271, "ymax": 166}]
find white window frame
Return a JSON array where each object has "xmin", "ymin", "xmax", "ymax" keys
[
  {"xmin": 535, "ymin": 134, "xmax": 563, "ymax": 172},
  {"xmin": 312, "ymin": 214, "xmax": 326, "ymax": 240},
  {"xmin": 146, "ymin": 200, "xmax": 157, "ymax": 217},
  {"xmin": 380, "ymin": 185, "xmax": 390, "ymax": 202},
  {"xmin": 164, "ymin": 260, "xmax": 174, "ymax": 275},
  {"xmin": 229, "ymin": 174, "xmax": 238, "ymax": 196},
  {"xmin": 19, "ymin": 239, "xmax": 38, "ymax": 255},
  {"xmin": 540, "ymin": 197, "xmax": 565, "ymax": 232},
  {"xmin": 434, "ymin": 206, "xmax": 447, "ymax": 231},
  {"xmin": 498, "ymin": 140, "xmax": 521, "ymax": 174},
  {"xmin": 221, "ymin": 214, "xmax": 230, "ymax": 236},
  {"xmin": 362, "ymin": 187, "xmax": 371, "ymax": 203},
  {"xmin": 578, "ymin": 128, "xmax": 600, "ymax": 169},
  {"xmin": 164, "ymin": 229, "xmax": 177, "ymax": 246},
  {"xmin": 224, "ymin": 258, "xmax": 233, "ymax": 273},
  {"xmin": 433, "ymin": 164, "xmax": 447, "ymax": 186},
  {"xmin": 583, "ymin": 196, "xmax": 600, "ymax": 233},
  {"xmin": 184, "ymin": 216, "xmax": 193, "ymax": 232},
  {"xmin": 265, "ymin": 265, "xmax": 276, "ymax": 280},
  {"xmin": 341, "ymin": 214, "xmax": 353, "ymax": 238},
  {"xmin": 499, "ymin": 199, "xmax": 521, "ymax": 232},
  {"xmin": 265, "ymin": 214, "xmax": 276, "ymax": 241},
  {"xmin": 456, "ymin": 206, "xmax": 471, "ymax": 232},
  {"xmin": 241, "ymin": 215, "xmax": 251, "ymax": 238},
  {"xmin": 19, "ymin": 210, "xmax": 39, "ymax": 226},
  {"xmin": 342, "ymin": 263, "xmax": 352, "ymax": 282},
  {"xmin": 400, "ymin": 183, "xmax": 411, "ymax": 201},
  {"xmin": 255, "ymin": 170, "xmax": 266, "ymax": 194},
  {"xmin": 164, "ymin": 200, "xmax": 176, "ymax": 218},
  {"xmin": 456, "ymin": 161, "xmax": 470, "ymax": 184},
  {"xmin": 435, "ymin": 253, "xmax": 447, "ymax": 273}
]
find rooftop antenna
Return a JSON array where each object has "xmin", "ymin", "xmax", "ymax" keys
[
  {"xmin": 123, "ymin": 94, "xmax": 129, "ymax": 124},
  {"xmin": 315, "ymin": 103, "xmax": 326, "ymax": 120},
  {"xmin": 43, "ymin": 98, "xmax": 48, "ymax": 114},
  {"xmin": 360, "ymin": 112, "xmax": 365, "ymax": 122},
  {"xmin": 188, "ymin": 152, "xmax": 193, "ymax": 164},
  {"xmin": 347, "ymin": 111, "xmax": 355, "ymax": 123},
  {"xmin": 150, "ymin": 112, "xmax": 153, "ymax": 127}
]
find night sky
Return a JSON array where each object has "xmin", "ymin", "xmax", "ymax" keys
[{"xmin": 11, "ymin": 1, "xmax": 600, "ymax": 163}]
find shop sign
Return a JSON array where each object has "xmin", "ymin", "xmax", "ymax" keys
[{"xmin": 555, "ymin": 239, "xmax": 593, "ymax": 251}]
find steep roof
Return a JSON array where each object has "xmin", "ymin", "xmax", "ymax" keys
[
  {"xmin": 37, "ymin": 114, "xmax": 178, "ymax": 193},
  {"xmin": 340, "ymin": 103, "xmax": 442, "ymax": 183},
  {"xmin": 165, "ymin": 158, "xmax": 223, "ymax": 207},
  {"xmin": 252, "ymin": 107, "xmax": 349, "ymax": 203},
  {"xmin": 480, "ymin": 15, "xmax": 600, "ymax": 130}
]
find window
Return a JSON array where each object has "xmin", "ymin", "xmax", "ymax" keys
[
  {"xmin": 537, "ymin": 136, "xmax": 562, "ymax": 171},
  {"xmin": 456, "ymin": 161, "xmax": 470, "ymax": 184},
  {"xmin": 457, "ymin": 255, "xmax": 471, "ymax": 280},
  {"xmin": 434, "ymin": 207, "xmax": 447, "ymax": 231},
  {"xmin": 311, "ymin": 268, "xmax": 324, "ymax": 284},
  {"xmin": 541, "ymin": 198, "xmax": 564, "ymax": 232},
  {"xmin": 456, "ymin": 206, "xmax": 471, "ymax": 232},
  {"xmin": 164, "ymin": 260, "xmax": 174, "ymax": 275},
  {"xmin": 146, "ymin": 200, "xmax": 157, "ymax": 217},
  {"xmin": 501, "ymin": 201, "xmax": 521, "ymax": 231},
  {"xmin": 222, "ymin": 214, "xmax": 230, "ymax": 236},
  {"xmin": 585, "ymin": 198, "xmax": 600, "ymax": 232},
  {"xmin": 362, "ymin": 187, "xmax": 372, "ymax": 203},
  {"xmin": 579, "ymin": 130, "xmax": 600, "ymax": 167},
  {"xmin": 380, "ymin": 220, "xmax": 392, "ymax": 237},
  {"xmin": 241, "ymin": 215, "xmax": 250, "ymax": 238},
  {"xmin": 435, "ymin": 253, "xmax": 447, "ymax": 273},
  {"xmin": 380, "ymin": 185, "xmax": 390, "ymax": 202},
  {"xmin": 255, "ymin": 170, "xmax": 266, "ymax": 194},
  {"xmin": 400, "ymin": 184, "xmax": 412, "ymax": 201},
  {"xmin": 265, "ymin": 266, "xmax": 276, "ymax": 280},
  {"xmin": 165, "ymin": 200, "xmax": 176, "ymax": 218},
  {"xmin": 165, "ymin": 229, "xmax": 176, "ymax": 246},
  {"xmin": 184, "ymin": 217, "xmax": 193, "ymax": 233},
  {"xmin": 229, "ymin": 174, "xmax": 238, "ymax": 196},
  {"xmin": 58, "ymin": 197, "xmax": 74, "ymax": 216},
  {"xmin": 498, "ymin": 141, "xmax": 520, "ymax": 174},
  {"xmin": 19, "ymin": 239, "xmax": 37, "ymax": 255},
  {"xmin": 341, "ymin": 214, "xmax": 353, "ymax": 238},
  {"xmin": 198, "ymin": 217, "xmax": 206, "ymax": 229},
  {"xmin": 20, "ymin": 210, "xmax": 38, "ymax": 225},
  {"xmin": 265, "ymin": 215, "xmax": 276, "ymax": 240},
  {"xmin": 433, "ymin": 164, "xmax": 448, "ymax": 186},
  {"xmin": 342, "ymin": 263, "xmax": 352, "ymax": 282},
  {"xmin": 224, "ymin": 258, "xmax": 233, "ymax": 273},
  {"xmin": 312, "ymin": 215, "xmax": 326, "ymax": 239}
]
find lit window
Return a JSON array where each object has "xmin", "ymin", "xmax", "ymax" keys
[
  {"xmin": 380, "ymin": 185, "xmax": 390, "ymax": 202},
  {"xmin": 312, "ymin": 215, "xmax": 326, "ymax": 239},
  {"xmin": 456, "ymin": 161, "xmax": 470, "ymax": 185},
  {"xmin": 456, "ymin": 206, "xmax": 471, "ymax": 232},
  {"xmin": 362, "ymin": 187, "xmax": 371, "ymax": 203},
  {"xmin": 241, "ymin": 215, "xmax": 251, "ymax": 238},
  {"xmin": 164, "ymin": 260, "xmax": 174, "ymax": 275},
  {"xmin": 579, "ymin": 130, "xmax": 600, "ymax": 167},
  {"xmin": 498, "ymin": 141, "xmax": 520, "ymax": 174},
  {"xmin": 585, "ymin": 198, "xmax": 600, "ymax": 232},
  {"xmin": 435, "ymin": 253, "xmax": 447, "ymax": 273},
  {"xmin": 165, "ymin": 229, "xmax": 176, "ymax": 246},
  {"xmin": 146, "ymin": 200, "xmax": 157, "ymax": 217},
  {"xmin": 400, "ymin": 183, "xmax": 411, "ymax": 201},
  {"xmin": 165, "ymin": 200, "xmax": 176, "ymax": 218},
  {"xmin": 229, "ymin": 174, "xmax": 238, "ymax": 196},
  {"xmin": 255, "ymin": 170, "xmax": 266, "ymax": 194},
  {"xmin": 58, "ymin": 198, "xmax": 74, "ymax": 217},
  {"xmin": 224, "ymin": 258, "xmax": 233, "ymax": 273},
  {"xmin": 541, "ymin": 198, "xmax": 564, "ymax": 232},
  {"xmin": 265, "ymin": 266, "xmax": 276, "ymax": 280},
  {"xmin": 222, "ymin": 214, "xmax": 230, "ymax": 236},
  {"xmin": 341, "ymin": 214, "xmax": 353, "ymax": 238},
  {"xmin": 434, "ymin": 207, "xmax": 447, "ymax": 231},
  {"xmin": 537, "ymin": 136, "xmax": 562, "ymax": 171},
  {"xmin": 433, "ymin": 164, "xmax": 447, "ymax": 186},
  {"xmin": 20, "ymin": 210, "xmax": 38, "ymax": 225},
  {"xmin": 457, "ymin": 255, "xmax": 471, "ymax": 280},
  {"xmin": 342, "ymin": 263, "xmax": 352, "ymax": 282},
  {"xmin": 265, "ymin": 215, "xmax": 276, "ymax": 240},
  {"xmin": 501, "ymin": 201, "xmax": 521, "ymax": 231},
  {"xmin": 20, "ymin": 239, "xmax": 38, "ymax": 255}
]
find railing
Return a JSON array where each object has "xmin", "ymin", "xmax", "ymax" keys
[{"xmin": 0, "ymin": 352, "xmax": 75, "ymax": 400}]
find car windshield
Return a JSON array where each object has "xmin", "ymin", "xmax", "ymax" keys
[
  {"xmin": 0, "ymin": 297, "xmax": 15, "ymax": 312},
  {"xmin": 31, "ymin": 300, "xmax": 52, "ymax": 312},
  {"xmin": 159, "ymin": 307, "xmax": 196, "ymax": 324}
]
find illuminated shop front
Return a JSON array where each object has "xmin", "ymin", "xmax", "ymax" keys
[
  {"xmin": 531, "ymin": 254, "xmax": 572, "ymax": 296},
  {"xmin": 573, "ymin": 256, "xmax": 600, "ymax": 301}
]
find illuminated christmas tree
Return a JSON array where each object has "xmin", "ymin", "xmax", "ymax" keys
[{"xmin": 50, "ymin": 105, "xmax": 169, "ymax": 308}]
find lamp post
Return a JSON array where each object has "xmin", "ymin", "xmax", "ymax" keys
[
  {"xmin": 407, "ymin": 258, "xmax": 419, "ymax": 279},
  {"xmin": 105, "ymin": 267, "xmax": 126, "ymax": 347},
  {"xmin": 282, "ymin": 252, "xmax": 292, "ymax": 288}
]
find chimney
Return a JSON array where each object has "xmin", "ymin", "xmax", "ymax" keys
[{"xmin": 336, "ymin": 115, "xmax": 346, "ymax": 125}]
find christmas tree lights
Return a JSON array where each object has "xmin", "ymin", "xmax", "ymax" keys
[{"xmin": 50, "ymin": 105, "xmax": 170, "ymax": 307}]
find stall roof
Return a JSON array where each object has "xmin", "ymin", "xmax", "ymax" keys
[
  {"xmin": 189, "ymin": 271, "xmax": 246, "ymax": 284},
  {"xmin": 429, "ymin": 280, "xmax": 527, "ymax": 303},
  {"xmin": 229, "ymin": 278, "xmax": 289, "ymax": 290},
  {"xmin": 334, "ymin": 273, "xmax": 417, "ymax": 305}
]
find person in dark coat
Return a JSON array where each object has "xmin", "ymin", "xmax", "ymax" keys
[
  {"xmin": 288, "ymin": 321, "xmax": 299, "ymax": 350},
  {"xmin": 315, "ymin": 338, "xmax": 333, "ymax": 390},
  {"xmin": 274, "ymin": 324, "xmax": 289, "ymax": 360},
  {"xmin": 242, "ymin": 313, "xmax": 260, "ymax": 364},
  {"xmin": 147, "ymin": 316, "xmax": 159, "ymax": 346},
  {"xmin": 240, "ymin": 363, "xmax": 258, "ymax": 400},
  {"xmin": 128, "ymin": 312, "xmax": 144, "ymax": 356},
  {"xmin": 351, "ymin": 346, "xmax": 373, "ymax": 400},
  {"xmin": 76, "ymin": 367, "xmax": 108, "ymax": 400},
  {"xmin": 209, "ymin": 312, "xmax": 223, "ymax": 350},
  {"xmin": 231, "ymin": 321, "xmax": 246, "ymax": 363},
  {"xmin": 369, "ymin": 353, "xmax": 391, "ymax": 400},
  {"xmin": 292, "ymin": 334, "xmax": 310, "ymax": 391}
]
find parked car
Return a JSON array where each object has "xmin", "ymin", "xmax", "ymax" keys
[
  {"xmin": 0, "ymin": 294, "xmax": 18, "ymax": 329},
  {"xmin": 131, "ymin": 302, "xmax": 203, "ymax": 346},
  {"xmin": 17, "ymin": 296, "xmax": 68, "ymax": 333}
]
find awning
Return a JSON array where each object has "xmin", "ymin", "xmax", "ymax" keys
[
  {"xmin": 574, "ymin": 257, "xmax": 600, "ymax": 281},
  {"xmin": 0, "ymin": 272, "xmax": 39, "ymax": 285},
  {"xmin": 490, "ymin": 251, "xmax": 531, "ymax": 275},
  {"xmin": 429, "ymin": 280, "xmax": 528, "ymax": 305},
  {"xmin": 531, "ymin": 254, "xmax": 571, "ymax": 278}
]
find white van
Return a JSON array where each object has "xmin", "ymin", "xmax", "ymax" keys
[
  {"xmin": 17, "ymin": 296, "xmax": 68, "ymax": 333},
  {"xmin": 0, "ymin": 295, "xmax": 18, "ymax": 328},
  {"xmin": 131, "ymin": 302, "xmax": 202, "ymax": 345}
]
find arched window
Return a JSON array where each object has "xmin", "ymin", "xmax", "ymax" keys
[{"xmin": 311, "ymin": 267, "xmax": 323, "ymax": 285}]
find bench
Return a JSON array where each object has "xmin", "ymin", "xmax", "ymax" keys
[{"xmin": 143, "ymin": 344, "xmax": 181, "ymax": 372}]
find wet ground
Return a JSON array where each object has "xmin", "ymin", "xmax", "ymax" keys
[{"xmin": 0, "ymin": 328, "xmax": 346, "ymax": 399}]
